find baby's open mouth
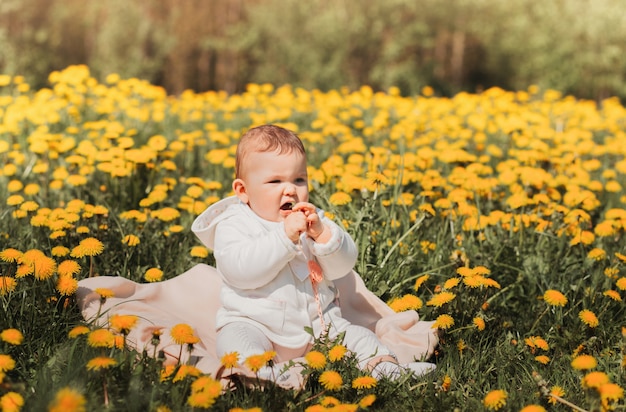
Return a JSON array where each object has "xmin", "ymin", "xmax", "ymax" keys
[{"xmin": 280, "ymin": 202, "xmax": 294, "ymax": 211}]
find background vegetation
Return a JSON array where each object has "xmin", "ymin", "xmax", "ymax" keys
[
  {"xmin": 0, "ymin": 66, "xmax": 624, "ymax": 410},
  {"xmin": 1, "ymin": 0, "xmax": 626, "ymax": 100}
]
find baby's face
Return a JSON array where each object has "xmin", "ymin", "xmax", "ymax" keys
[{"xmin": 237, "ymin": 150, "xmax": 309, "ymax": 222}]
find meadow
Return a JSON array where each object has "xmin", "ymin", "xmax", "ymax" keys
[{"xmin": 0, "ymin": 65, "xmax": 624, "ymax": 411}]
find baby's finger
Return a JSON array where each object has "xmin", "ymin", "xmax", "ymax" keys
[
  {"xmin": 292, "ymin": 202, "xmax": 315, "ymax": 215},
  {"xmin": 306, "ymin": 213, "xmax": 319, "ymax": 224}
]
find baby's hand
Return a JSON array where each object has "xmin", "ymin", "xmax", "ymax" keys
[
  {"xmin": 284, "ymin": 209, "xmax": 308, "ymax": 242},
  {"xmin": 292, "ymin": 202, "xmax": 330, "ymax": 243}
]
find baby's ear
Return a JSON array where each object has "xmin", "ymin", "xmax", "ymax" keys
[{"xmin": 232, "ymin": 179, "xmax": 249, "ymax": 204}]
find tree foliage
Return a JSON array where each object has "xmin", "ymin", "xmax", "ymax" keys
[{"xmin": 0, "ymin": 0, "xmax": 625, "ymax": 100}]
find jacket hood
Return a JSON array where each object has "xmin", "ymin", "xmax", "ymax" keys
[{"xmin": 191, "ymin": 196, "xmax": 242, "ymax": 250}]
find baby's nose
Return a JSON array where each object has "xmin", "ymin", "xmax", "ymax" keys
[{"xmin": 284, "ymin": 183, "xmax": 297, "ymax": 195}]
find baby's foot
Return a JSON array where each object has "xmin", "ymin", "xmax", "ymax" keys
[{"xmin": 371, "ymin": 361, "xmax": 436, "ymax": 380}]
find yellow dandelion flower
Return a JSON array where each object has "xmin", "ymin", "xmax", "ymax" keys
[
  {"xmin": 319, "ymin": 370, "xmax": 343, "ymax": 391},
  {"xmin": 190, "ymin": 246, "xmax": 209, "ymax": 258},
  {"xmin": 173, "ymin": 364, "xmax": 201, "ymax": 382},
  {"xmin": 598, "ymin": 382, "xmax": 624, "ymax": 403},
  {"xmin": 352, "ymin": 375, "xmax": 377, "ymax": 389},
  {"xmin": 581, "ymin": 371, "xmax": 609, "ymax": 389},
  {"xmin": 109, "ymin": 314, "xmax": 139, "ymax": 334},
  {"xmin": 0, "ymin": 248, "xmax": 22, "ymax": 262},
  {"xmin": 427, "ymin": 291, "xmax": 456, "ymax": 307},
  {"xmin": 0, "ymin": 329, "xmax": 23, "ymax": 345},
  {"xmin": 122, "ymin": 234, "xmax": 140, "ymax": 247},
  {"xmin": 472, "ymin": 266, "xmax": 491, "ymax": 275},
  {"xmin": 617, "ymin": 277, "xmax": 626, "ymax": 290},
  {"xmin": 168, "ymin": 224, "xmax": 185, "ymax": 233},
  {"xmin": 413, "ymin": 274, "xmax": 429, "ymax": 291},
  {"xmin": 56, "ymin": 275, "xmax": 78, "ymax": 296},
  {"xmin": 87, "ymin": 328, "xmax": 115, "ymax": 348},
  {"xmin": 160, "ymin": 364, "xmax": 176, "ymax": 382},
  {"xmin": 548, "ymin": 386, "xmax": 565, "ymax": 404},
  {"xmin": 190, "ymin": 375, "xmax": 222, "ymax": 397},
  {"xmin": 0, "ymin": 277, "xmax": 17, "ymax": 295},
  {"xmin": 525, "ymin": 336, "xmax": 549, "ymax": 351},
  {"xmin": 329, "ymin": 191, "xmax": 352, "ymax": 206},
  {"xmin": 433, "ymin": 314, "xmax": 455, "ymax": 330},
  {"xmin": 443, "ymin": 277, "xmax": 461, "ymax": 289},
  {"xmin": 15, "ymin": 264, "xmax": 32, "ymax": 278},
  {"xmin": 20, "ymin": 200, "xmax": 39, "ymax": 212},
  {"xmin": 244, "ymin": 354, "xmax": 268, "ymax": 373},
  {"xmin": 71, "ymin": 237, "xmax": 104, "ymax": 258},
  {"xmin": 366, "ymin": 171, "xmax": 390, "ymax": 188},
  {"xmin": 262, "ymin": 350, "xmax": 276, "ymax": 364},
  {"xmin": 473, "ymin": 317, "xmax": 486, "ymax": 331},
  {"xmin": 359, "ymin": 394, "xmax": 376, "ymax": 408},
  {"xmin": 594, "ymin": 220, "xmax": 616, "ymax": 237},
  {"xmin": 616, "ymin": 252, "xmax": 626, "ymax": 262},
  {"xmin": 579, "ymin": 309, "xmax": 599, "ymax": 328},
  {"xmin": 24, "ymin": 182, "xmax": 40, "ymax": 195},
  {"xmin": 110, "ymin": 333, "xmax": 122, "ymax": 349},
  {"xmin": 605, "ymin": 267, "xmax": 620, "ymax": 279},
  {"xmin": 144, "ymin": 267, "xmax": 163, "ymax": 282},
  {"xmin": 170, "ymin": 323, "xmax": 200, "ymax": 345},
  {"xmin": 603, "ymin": 290, "xmax": 622, "ymax": 301},
  {"xmin": 50, "ymin": 230, "xmax": 67, "ymax": 239},
  {"xmin": 68, "ymin": 325, "xmax": 90, "ymax": 338},
  {"xmin": 32, "ymin": 255, "xmax": 57, "ymax": 280},
  {"xmin": 483, "ymin": 389, "xmax": 507, "ymax": 411},
  {"xmin": 456, "ymin": 266, "xmax": 473, "ymax": 277},
  {"xmin": 0, "ymin": 391, "xmax": 24, "ymax": 412},
  {"xmin": 418, "ymin": 203, "xmax": 436, "ymax": 216},
  {"xmin": 319, "ymin": 396, "xmax": 340, "ymax": 407},
  {"xmin": 462, "ymin": 275, "xmax": 485, "ymax": 288},
  {"xmin": 57, "ymin": 260, "xmax": 81, "ymax": 277},
  {"xmin": 154, "ymin": 207, "xmax": 180, "ymax": 222},
  {"xmin": 220, "ymin": 352, "xmax": 239, "ymax": 368},
  {"xmin": 519, "ymin": 405, "xmax": 546, "ymax": 412},
  {"xmin": 95, "ymin": 288, "xmax": 114, "ymax": 299},
  {"xmin": 481, "ymin": 278, "xmax": 501, "ymax": 289},
  {"xmin": 0, "ymin": 354, "xmax": 15, "ymax": 372},
  {"xmin": 543, "ymin": 289, "xmax": 567, "ymax": 306},
  {"xmin": 305, "ymin": 350, "xmax": 327, "ymax": 370},
  {"xmin": 6, "ymin": 195, "xmax": 24, "ymax": 206},
  {"xmin": 187, "ymin": 391, "xmax": 217, "ymax": 409},
  {"xmin": 441, "ymin": 374, "xmax": 452, "ymax": 391},
  {"xmin": 535, "ymin": 355, "xmax": 550, "ymax": 364},
  {"xmin": 587, "ymin": 248, "xmax": 606, "ymax": 261},
  {"xmin": 457, "ymin": 339, "xmax": 467, "ymax": 354},
  {"xmin": 328, "ymin": 344, "xmax": 347, "ymax": 362},
  {"xmin": 48, "ymin": 387, "xmax": 86, "ymax": 412},
  {"xmin": 86, "ymin": 356, "xmax": 118, "ymax": 371},
  {"xmin": 571, "ymin": 354, "xmax": 597, "ymax": 370},
  {"xmin": 388, "ymin": 294, "xmax": 423, "ymax": 312}
]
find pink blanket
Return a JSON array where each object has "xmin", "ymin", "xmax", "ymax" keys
[{"xmin": 76, "ymin": 264, "xmax": 439, "ymax": 387}]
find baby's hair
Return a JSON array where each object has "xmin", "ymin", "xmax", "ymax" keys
[{"xmin": 235, "ymin": 124, "xmax": 306, "ymax": 178}]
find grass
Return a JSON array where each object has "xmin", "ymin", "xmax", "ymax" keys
[{"xmin": 0, "ymin": 66, "xmax": 624, "ymax": 411}]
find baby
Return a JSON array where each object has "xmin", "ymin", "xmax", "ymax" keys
[{"xmin": 192, "ymin": 124, "xmax": 435, "ymax": 383}]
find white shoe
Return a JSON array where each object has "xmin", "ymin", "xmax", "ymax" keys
[
  {"xmin": 372, "ymin": 361, "xmax": 436, "ymax": 380},
  {"xmin": 405, "ymin": 361, "xmax": 436, "ymax": 377}
]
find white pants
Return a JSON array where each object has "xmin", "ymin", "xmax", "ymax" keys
[{"xmin": 216, "ymin": 320, "xmax": 394, "ymax": 370}]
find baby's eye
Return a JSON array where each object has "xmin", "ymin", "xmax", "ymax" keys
[
  {"xmin": 268, "ymin": 179, "xmax": 281, "ymax": 184},
  {"xmin": 295, "ymin": 178, "xmax": 307, "ymax": 184}
]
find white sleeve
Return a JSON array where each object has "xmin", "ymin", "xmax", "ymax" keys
[
  {"xmin": 213, "ymin": 218, "xmax": 299, "ymax": 290},
  {"xmin": 309, "ymin": 213, "xmax": 358, "ymax": 280}
]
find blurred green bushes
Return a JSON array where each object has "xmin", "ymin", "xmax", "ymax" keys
[{"xmin": 1, "ymin": 0, "xmax": 625, "ymax": 100}]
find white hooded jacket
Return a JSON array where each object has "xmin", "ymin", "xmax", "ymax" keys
[{"xmin": 191, "ymin": 196, "xmax": 359, "ymax": 348}]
